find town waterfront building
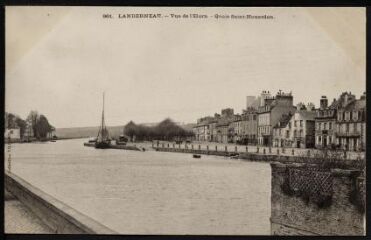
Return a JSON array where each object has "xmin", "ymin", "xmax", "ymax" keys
[
  {"xmin": 193, "ymin": 116, "xmax": 214, "ymax": 141},
  {"xmin": 4, "ymin": 128, "xmax": 21, "ymax": 140},
  {"xmin": 314, "ymin": 92, "xmax": 361, "ymax": 150},
  {"xmin": 336, "ymin": 92, "xmax": 366, "ymax": 151},
  {"xmin": 240, "ymin": 107, "xmax": 258, "ymax": 145},
  {"xmin": 273, "ymin": 107, "xmax": 316, "ymax": 148},
  {"xmin": 314, "ymin": 95, "xmax": 339, "ymax": 149},
  {"xmin": 257, "ymin": 90, "xmax": 296, "ymax": 146},
  {"xmin": 229, "ymin": 114, "xmax": 242, "ymax": 143},
  {"xmin": 216, "ymin": 119, "xmax": 229, "ymax": 143},
  {"xmin": 193, "ymin": 109, "xmax": 234, "ymax": 143},
  {"xmin": 272, "ymin": 113, "xmax": 292, "ymax": 148}
]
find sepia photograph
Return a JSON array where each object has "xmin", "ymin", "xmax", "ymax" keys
[{"xmin": 4, "ymin": 6, "xmax": 366, "ymax": 236}]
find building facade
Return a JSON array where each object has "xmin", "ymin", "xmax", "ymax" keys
[
  {"xmin": 257, "ymin": 90, "xmax": 296, "ymax": 146},
  {"xmin": 240, "ymin": 108, "xmax": 258, "ymax": 145},
  {"xmin": 336, "ymin": 92, "xmax": 366, "ymax": 151},
  {"xmin": 273, "ymin": 110, "xmax": 315, "ymax": 149},
  {"xmin": 314, "ymin": 95, "xmax": 339, "ymax": 149},
  {"xmin": 216, "ymin": 120, "xmax": 229, "ymax": 143},
  {"xmin": 4, "ymin": 128, "xmax": 21, "ymax": 140},
  {"xmin": 193, "ymin": 116, "xmax": 214, "ymax": 141},
  {"xmin": 314, "ymin": 92, "xmax": 358, "ymax": 150}
]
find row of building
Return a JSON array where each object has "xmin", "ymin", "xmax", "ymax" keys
[{"xmin": 193, "ymin": 90, "xmax": 366, "ymax": 152}]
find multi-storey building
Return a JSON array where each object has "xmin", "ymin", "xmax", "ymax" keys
[
  {"xmin": 240, "ymin": 107, "xmax": 258, "ymax": 145},
  {"xmin": 216, "ymin": 119, "xmax": 229, "ymax": 143},
  {"xmin": 272, "ymin": 113, "xmax": 292, "ymax": 148},
  {"xmin": 229, "ymin": 114, "xmax": 242, "ymax": 143},
  {"xmin": 314, "ymin": 95, "xmax": 339, "ymax": 149},
  {"xmin": 257, "ymin": 90, "xmax": 296, "ymax": 146},
  {"xmin": 336, "ymin": 92, "xmax": 366, "ymax": 151},
  {"xmin": 194, "ymin": 109, "xmax": 234, "ymax": 143},
  {"xmin": 193, "ymin": 116, "xmax": 214, "ymax": 141},
  {"xmin": 273, "ymin": 108, "xmax": 316, "ymax": 148},
  {"xmin": 314, "ymin": 92, "xmax": 357, "ymax": 149}
]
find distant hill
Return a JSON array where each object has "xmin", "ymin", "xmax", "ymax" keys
[
  {"xmin": 56, "ymin": 125, "xmax": 124, "ymax": 139},
  {"xmin": 56, "ymin": 122, "xmax": 196, "ymax": 139}
]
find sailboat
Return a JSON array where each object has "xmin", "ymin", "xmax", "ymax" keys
[{"xmin": 95, "ymin": 92, "xmax": 111, "ymax": 149}]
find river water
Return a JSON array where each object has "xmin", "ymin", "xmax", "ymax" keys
[{"xmin": 5, "ymin": 138, "xmax": 271, "ymax": 235}]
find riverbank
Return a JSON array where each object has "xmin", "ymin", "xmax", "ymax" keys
[
  {"xmin": 153, "ymin": 145, "xmax": 363, "ymax": 168},
  {"xmin": 150, "ymin": 141, "xmax": 364, "ymax": 160}
]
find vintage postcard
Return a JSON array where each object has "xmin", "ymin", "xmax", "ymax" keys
[{"xmin": 4, "ymin": 6, "xmax": 366, "ymax": 235}]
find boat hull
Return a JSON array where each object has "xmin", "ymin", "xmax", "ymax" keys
[{"xmin": 95, "ymin": 141, "xmax": 111, "ymax": 149}]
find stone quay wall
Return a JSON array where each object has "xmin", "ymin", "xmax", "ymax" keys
[
  {"xmin": 5, "ymin": 172, "xmax": 117, "ymax": 234},
  {"xmin": 154, "ymin": 145, "xmax": 358, "ymax": 167},
  {"xmin": 270, "ymin": 162, "xmax": 365, "ymax": 236}
]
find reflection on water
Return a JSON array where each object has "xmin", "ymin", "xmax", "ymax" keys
[{"xmin": 6, "ymin": 138, "xmax": 271, "ymax": 235}]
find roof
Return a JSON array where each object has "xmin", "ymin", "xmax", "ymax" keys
[
  {"xmin": 273, "ymin": 113, "xmax": 292, "ymax": 128},
  {"xmin": 343, "ymin": 98, "xmax": 366, "ymax": 111},
  {"xmin": 216, "ymin": 119, "xmax": 230, "ymax": 127},
  {"xmin": 296, "ymin": 110, "xmax": 316, "ymax": 120}
]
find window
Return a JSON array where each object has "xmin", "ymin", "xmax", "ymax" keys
[
  {"xmin": 346, "ymin": 123, "xmax": 349, "ymax": 132},
  {"xmin": 294, "ymin": 130, "xmax": 297, "ymax": 137},
  {"xmin": 338, "ymin": 112, "xmax": 342, "ymax": 121},
  {"xmin": 286, "ymin": 130, "xmax": 289, "ymax": 138},
  {"xmin": 300, "ymin": 120, "xmax": 303, "ymax": 127},
  {"xmin": 350, "ymin": 123, "xmax": 354, "ymax": 133},
  {"xmin": 288, "ymin": 122, "xmax": 291, "ymax": 128},
  {"xmin": 279, "ymin": 129, "xmax": 281, "ymax": 136},
  {"xmin": 319, "ymin": 123, "xmax": 321, "ymax": 130},
  {"xmin": 294, "ymin": 121, "xmax": 297, "ymax": 127},
  {"xmin": 329, "ymin": 122, "xmax": 332, "ymax": 130},
  {"xmin": 253, "ymin": 115, "xmax": 256, "ymax": 120},
  {"xmin": 324, "ymin": 123, "xmax": 327, "ymax": 130},
  {"xmin": 299, "ymin": 129, "xmax": 303, "ymax": 137}
]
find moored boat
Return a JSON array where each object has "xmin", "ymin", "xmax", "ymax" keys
[
  {"xmin": 116, "ymin": 135, "xmax": 128, "ymax": 145},
  {"xmin": 94, "ymin": 92, "xmax": 111, "ymax": 149}
]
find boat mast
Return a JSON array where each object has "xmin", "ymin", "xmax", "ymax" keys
[
  {"xmin": 102, "ymin": 92, "xmax": 105, "ymax": 132},
  {"xmin": 97, "ymin": 92, "xmax": 106, "ymax": 141}
]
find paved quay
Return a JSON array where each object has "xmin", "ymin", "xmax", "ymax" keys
[
  {"xmin": 5, "ymin": 190, "xmax": 52, "ymax": 234},
  {"xmin": 136, "ymin": 141, "xmax": 365, "ymax": 160}
]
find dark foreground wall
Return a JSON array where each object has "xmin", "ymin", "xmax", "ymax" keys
[
  {"xmin": 5, "ymin": 172, "xmax": 117, "ymax": 234},
  {"xmin": 270, "ymin": 162, "xmax": 365, "ymax": 236}
]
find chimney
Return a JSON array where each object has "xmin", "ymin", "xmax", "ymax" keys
[
  {"xmin": 320, "ymin": 96, "xmax": 328, "ymax": 109},
  {"xmin": 260, "ymin": 90, "xmax": 271, "ymax": 107}
]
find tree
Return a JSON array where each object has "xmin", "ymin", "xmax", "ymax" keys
[
  {"xmin": 123, "ymin": 121, "xmax": 137, "ymax": 141},
  {"xmin": 15, "ymin": 117, "xmax": 27, "ymax": 138},
  {"xmin": 27, "ymin": 110, "xmax": 39, "ymax": 138},
  {"xmin": 5, "ymin": 112, "xmax": 27, "ymax": 138},
  {"xmin": 35, "ymin": 114, "xmax": 54, "ymax": 139},
  {"xmin": 26, "ymin": 111, "xmax": 54, "ymax": 139},
  {"xmin": 123, "ymin": 118, "xmax": 195, "ymax": 142}
]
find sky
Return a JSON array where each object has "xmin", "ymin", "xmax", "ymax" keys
[{"xmin": 6, "ymin": 7, "xmax": 366, "ymax": 128}]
